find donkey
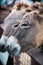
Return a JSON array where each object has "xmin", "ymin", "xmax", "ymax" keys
[
  {"xmin": 0, "ymin": 9, "xmax": 43, "ymax": 65},
  {"xmin": 15, "ymin": 10, "xmax": 43, "ymax": 52},
  {"xmin": 0, "ymin": 3, "xmax": 33, "ymax": 65},
  {"xmin": 6, "ymin": 9, "xmax": 43, "ymax": 52},
  {"xmin": 0, "ymin": 9, "xmax": 43, "ymax": 54},
  {"xmin": 0, "ymin": 2, "xmax": 43, "ymax": 65}
]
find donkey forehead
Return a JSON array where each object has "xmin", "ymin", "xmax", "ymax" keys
[
  {"xmin": 21, "ymin": 13, "xmax": 34, "ymax": 25},
  {"xmin": 11, "ymin": 12, "xmax": 35, "ymax": 29},
  {"xmin": 9, "ymin": 11, "xmax": 40, "ymax": 32}
]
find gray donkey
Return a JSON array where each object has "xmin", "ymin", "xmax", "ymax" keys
[
  {"xmin": 0, "ymin": 3, "xmax": 30, "ymax": 65},
  {"xmin": 0, "ymin": 2, "xmax": 43, "ymax": 65},
  {"xmin": 4, "ymin": 10, "xmax": 43, "ymax": 52}
]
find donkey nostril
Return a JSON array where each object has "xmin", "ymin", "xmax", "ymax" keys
[
  {"xmin": 1, "ymin": 45, "xmax": 5, "ymax": 49},
  {"xmin": 7, "ymin": 45, "xmax": 9, "ymax": 50},
  {"xmin": 12, "ymin": 48, "xmax": 17, "ymax": 52},
  {"xmin": 1, "ymin": 44, "xmax": 6, "ymax": 52}
]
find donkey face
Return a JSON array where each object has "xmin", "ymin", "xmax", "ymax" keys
[
  {"xmin": 0, "ymin": 22, "xmax": 21, "ymax": 56},
  {"xmin": 0, "ymin": 3, "xmax": 43, "ymax": 56},
  {"xmin": 3, "ymin": 10, "xmax": 43, "ymax": 53},
  {"xmin": 13, "ymin": 10, "xmax": 43, "ymax": 52}
]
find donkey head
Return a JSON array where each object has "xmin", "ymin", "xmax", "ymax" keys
[
  {"xmin": 12, "ymin": 10, "xmax": 43, "ymax": 52},
  {"xmin": 0, "ymin": 2, "xmax": 43, "ymax": 56}
]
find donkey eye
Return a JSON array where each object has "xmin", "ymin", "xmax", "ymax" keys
[
  {"xmin": 21, "ymin": 22, "xmax": 30, "ymax": 29},
  {"xmin": 12, "ymin": 23, "xmax": 19, "ymax": 29},
  {"xmin": 21, "ymin": 23, "xmax": 29, "ymax": 26},
  {"xmin": 14, "ymin": 24, "xmax": 19, "ymax": 27}
]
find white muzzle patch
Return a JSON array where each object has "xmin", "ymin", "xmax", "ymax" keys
[{"xmin": 7, "ymin": 36, "xmax": 21, "ymax": 56}]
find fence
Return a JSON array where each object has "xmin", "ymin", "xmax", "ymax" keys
[{"xmin": 14, "ymin": 52, "xmax": 31, "ymax": 65}]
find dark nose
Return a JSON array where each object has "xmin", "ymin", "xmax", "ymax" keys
[{"xmin": 0, "ymin": 44, "xmax": 6, "ymax": 52}]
